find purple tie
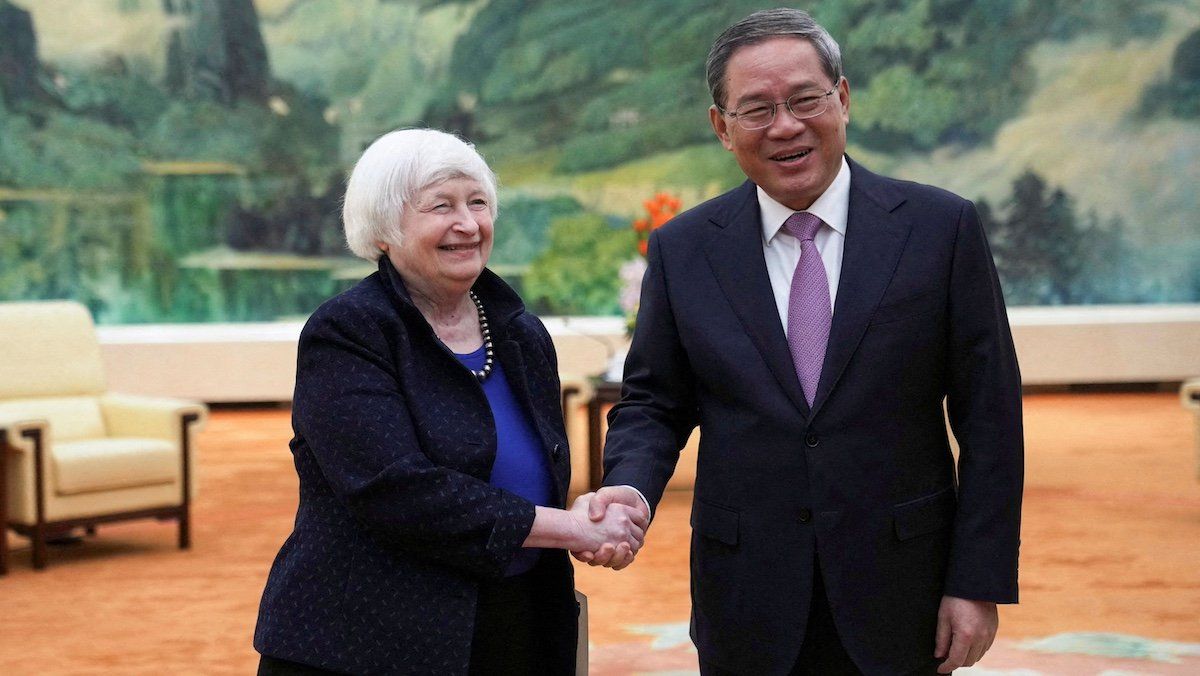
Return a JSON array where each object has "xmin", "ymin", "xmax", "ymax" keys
[{"xmin": 784, "ymin": 212, "xmax": 830, "ymax": 406}]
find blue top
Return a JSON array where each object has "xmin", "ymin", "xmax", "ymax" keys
[{"xmin": 456, "ymin": 345, "xmax": 554, "ymax": 576}]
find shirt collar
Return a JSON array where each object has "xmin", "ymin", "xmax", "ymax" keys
[{"xmin": 759, "ymin": 156, "xmax": 851, "ymax": 244}]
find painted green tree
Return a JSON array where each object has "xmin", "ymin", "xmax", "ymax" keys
[
  {"xmin": 982, "ymin": 171, "xmax": 1146, "ymax": 306},
  {"xmin": 1144, "ymin": 27, "xmax": 1200, "ymax": 118},
  {"xmin": 523, "ymin": 213, "xmax": 636, "ymax": 315}
]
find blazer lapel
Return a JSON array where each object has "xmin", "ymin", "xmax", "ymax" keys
[
  {"xmin": 702, "ymin": 181, "xmax": 811, "ymax": 418},
  {"xmin": 810, "ymin": 160, "xmax": 912, "ymax": 417}
]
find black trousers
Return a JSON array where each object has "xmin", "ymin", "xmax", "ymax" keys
[
  {"xmin": 699, "ymin": 558, "xmax": 941, "ymax": 676},
  {"xmin": 698, "ymin": 557, "xmax": 859, "ymax": 676},
  {"xmin": 468, "ymin": 553, "xmax": 578, "ymax": 675},
  {"xmin": 257, "ymin": 655, "xmax": 342, "ymax": 675},
  {"xmin": 258, "ymin": 555, "xmax": 577, "ymax": 676}
]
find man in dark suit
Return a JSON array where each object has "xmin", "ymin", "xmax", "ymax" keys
[{"xmin": 578, "ymin": 8, "xmax": 1023, "ymax": 675}]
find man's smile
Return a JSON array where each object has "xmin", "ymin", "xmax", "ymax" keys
[{"xmin": 769, "ymin": 148, "xmax": 813, "ymax": 163}]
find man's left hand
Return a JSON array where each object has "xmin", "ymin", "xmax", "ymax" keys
[{"xmin": 935, "ymin": 595, "xmax": 998, "ymax": 673}]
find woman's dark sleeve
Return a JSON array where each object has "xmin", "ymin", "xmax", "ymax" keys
[{"xmin": 291, "ymin": 299, "xmax": 536, "ymax": 580}]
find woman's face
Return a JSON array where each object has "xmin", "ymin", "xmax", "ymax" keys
[{"xmin": 384, "ymin": 176, "xmax": 494, "ymax": 298}]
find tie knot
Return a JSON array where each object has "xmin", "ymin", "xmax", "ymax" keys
[{"xmin": 784, "ymin": 211, "xmax": 823, "ymax": 242}]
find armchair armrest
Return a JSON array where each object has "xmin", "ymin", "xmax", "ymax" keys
[
  {"xmin": 99, "ymin": 394, "xmax": 208, "ymax": 440},
  {"xmin": 0, "ymin": 413, "xmax": 52, "ymax": 531},
  {"xmin": 559, "ymin": 373, "xmax": 596, "ymax": 408},
  {"xmin": 0, "ymin": 411, "xmax": 50, "ymax": 454},
  {"xmin": 1183, "ymin": 378, "xmax": 1200, "ymax": 411}
]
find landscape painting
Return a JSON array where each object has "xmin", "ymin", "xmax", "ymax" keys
[{"xmin": 1, "ymin": 0, "xmax": 1197, "ymax": 324}]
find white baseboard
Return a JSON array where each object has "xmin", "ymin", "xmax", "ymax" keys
[{"xmin": 1009, "ymin": 305, "xmax": 1200, "ymax": 385}]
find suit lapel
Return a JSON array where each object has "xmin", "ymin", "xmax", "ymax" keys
[
  {"xmin": 809, "ymin": 160, "xmax": 912, "ymax": 417},
  {"xmin": 702, "ymin": 181, "xmax": 811, "ymax": 418}
]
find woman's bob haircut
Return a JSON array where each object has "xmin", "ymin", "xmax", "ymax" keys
[{"xmin": 342, "ymin": 128, "xmax": 498, "ymax": 261}]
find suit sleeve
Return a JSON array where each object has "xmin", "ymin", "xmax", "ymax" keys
[
  {"xmin": 291, "ymin": 300, "xmax": 535, "ymax": 580},
  {"xmin": 943, "ymin": 200, "xmax": 1024, "ymax": 603},
  {"xmin": 602, "ymin": 229, "xmax": 700, "ymax": 511}
]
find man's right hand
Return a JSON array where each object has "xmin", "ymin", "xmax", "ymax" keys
[{"xmin": 571, "ymin": 487, "xmax": 651, "ymax": 569}]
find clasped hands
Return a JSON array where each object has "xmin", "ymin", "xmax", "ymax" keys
[{"xmin": 568, "ymin": 486, "xmax": 651, "ymax": 570}]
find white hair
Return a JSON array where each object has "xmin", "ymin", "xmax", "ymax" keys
[{"xmin": 342, "ymin": 128, "xmax": 499, "ymax": 261}]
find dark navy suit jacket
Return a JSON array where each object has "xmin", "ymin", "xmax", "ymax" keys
[
  {"xmin": 603, "ymin": 159, "xmax": 1023, "ymax": 674},
  {"xmin": 254, "ymin": 258, "xmax": 574, "ymax": 675}
]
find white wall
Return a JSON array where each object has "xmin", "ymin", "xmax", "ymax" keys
[{"xmin": 98, "ymin": 306, "xmax": 1200, "ymax": 402}]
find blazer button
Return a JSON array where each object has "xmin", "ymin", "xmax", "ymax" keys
[
  {"xmin": 552, "ymin": 444, "xmax": 563, "ymax": 461},
  {"xmin": 805, "ymin": 434, "xmax": 820, "ymax": 448},
  {"xmin": 797, "ymin": 508, "xmax": 812, "ymax": 523}
]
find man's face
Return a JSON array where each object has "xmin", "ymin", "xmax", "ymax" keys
[{"xmin": 709, "ymin": 37, "xmax": 850, "ymax": 211}]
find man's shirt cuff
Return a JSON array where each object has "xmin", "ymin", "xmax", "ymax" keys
[{"xmin": 615, "ymin": 484, "xmax": 653, "ymax": 521}]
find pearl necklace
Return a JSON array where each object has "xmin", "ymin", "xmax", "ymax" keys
[{"xmin": 468, "ymin": 290, "xmax": 495, "ymax": 381}]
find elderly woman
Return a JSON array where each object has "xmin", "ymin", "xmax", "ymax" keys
[{"xmin": 254, "ymin": 129, "xmax": 645, "ymax": 675}]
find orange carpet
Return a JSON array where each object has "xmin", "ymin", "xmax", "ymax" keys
[{"xmin": 1, "ymin": 392, "xmax": 1198, "ymax": 674}]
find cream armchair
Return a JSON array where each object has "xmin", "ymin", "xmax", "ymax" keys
[{"xmin": 0, "ymin": 301, "xmax": 207, "ymax": 570}]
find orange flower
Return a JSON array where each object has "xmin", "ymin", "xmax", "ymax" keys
[{"xmin": 631, "ymin": 192, "xmax": 682, "ymax": 257}]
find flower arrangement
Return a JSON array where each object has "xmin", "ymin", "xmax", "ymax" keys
[{"xmin": 620, "ymin": 192, "xmax": 681, "ymax": 335}]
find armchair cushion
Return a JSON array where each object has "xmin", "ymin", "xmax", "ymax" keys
[
  {"xmin": 53, "ymin": 438, "xmax": 178, "ymax": 496},
  {"xmin": 0, "ymin": 301, "xmax": 106, "ymax": 399}
]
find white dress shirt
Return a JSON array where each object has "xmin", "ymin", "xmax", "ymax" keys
[{"xmin": 759, "ymin": 157, "xmax": 851, "ymax": 333}]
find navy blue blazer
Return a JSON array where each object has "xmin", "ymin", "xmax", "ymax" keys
[
  {"xmin": 603, "ymin": 159, "xmax": 1023, "ymax": 674},
  {"xmin": 254, "ymin": 258, "xmax": 574, "ymax": 675}
]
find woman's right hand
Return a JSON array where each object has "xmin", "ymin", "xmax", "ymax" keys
[
  {"xmin": 567, "ymin": 493, "xmax": 644, "ymax": 569},
  {"xmin": 523, "ymin": 498, "xmax": 644, "ymax": 569}
]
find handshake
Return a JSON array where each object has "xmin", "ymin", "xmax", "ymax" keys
[{"xmin": 566, "ymin": 487, "xmax": 651, "ymax": 570}]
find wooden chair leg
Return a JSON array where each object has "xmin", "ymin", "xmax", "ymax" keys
[
  {"xmin": 178, "ymin": 508, "xmax": 190, "ymax": 550},
  {"xmin": 32, "ymin": 525, "xmax": 47, "ymax": 570},
  {"xmin": 1, "ymin": 429, "xmax": 7, "ymax": 576},
  {"xmin": 27, "ymin": 428, "xmax": 49, "ymax": 570},
  {"xmin": 178, "ymin": 413, "xmax": 197, "ymax": 552}
]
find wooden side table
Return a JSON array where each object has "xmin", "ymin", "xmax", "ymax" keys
[{"xmin": 586, "ymin": 381, "xmax": 623, "ymax": 491}]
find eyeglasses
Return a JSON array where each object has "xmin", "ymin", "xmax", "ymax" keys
[{"xmin": 719, "ymin": 80, "xmax": 841, "ymax": 131}]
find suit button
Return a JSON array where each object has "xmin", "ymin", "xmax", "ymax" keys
[
  {"xmin": 805, "ymin": 434, "xmax": 819, "ymax": 448},
  {"xmin": 798, "ymin": 508, "xmax": 812, "ymax": 523},
  {"xmin": 552, "ymin": 444, "xmax": 563, "ymax": 461}
]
